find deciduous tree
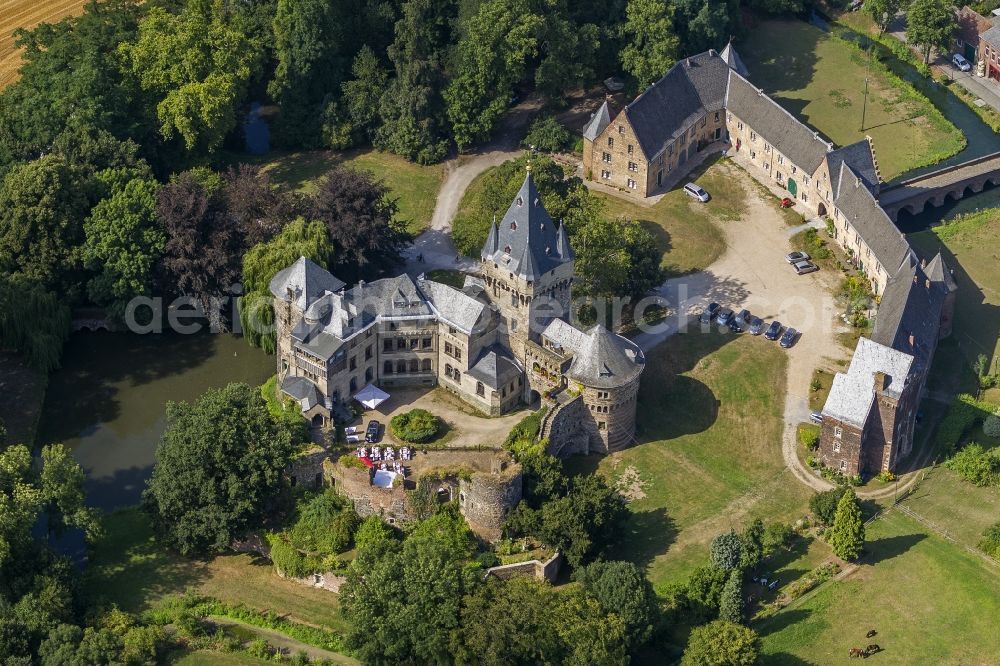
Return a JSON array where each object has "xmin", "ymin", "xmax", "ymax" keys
[
  {"xmin": 906, "ymin": 0, "xmax": 956, "ymax": 64},
  {"xmin": 143, "ymin": 383, "xmax": 296, "ymax": 555},
  {"xmin": 681, "ymin": 619, "xmax": 761, "ymax": 666},
  {"xmin": 620, "ymin": 0, "xmax": 681, "ymax": 88},
  {"xmin": 575, "ymin": 560, "xmax": 659, "ymax": 647},
  {"xmin": 864, "ymin": 0, "xmax": 903, "ymax": 35},
  {"xmin": 83, "ymin": 178, "xmax": 164, "ymax": 321},
  {"xmin": 574, "ymin": 215, "xmax": 664, "ymax": 300}
]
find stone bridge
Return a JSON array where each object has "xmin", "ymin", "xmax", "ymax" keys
[{"xmin": 878, "ymin": 151, "xmax": 1000, "ymax": 221}]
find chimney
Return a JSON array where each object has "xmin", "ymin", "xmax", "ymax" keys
[
  {"xmin": 686, "ymin": 58, "xmax": 692, "ymax": 66},
  {"xmin": 925, "ymin": 278, "xmax": 931, "ymax": 290},
  {"xmin": 920, "ymin": 257, "xmax": 927, "ymax": 268},
  {"xmin": 874, "ymin": 371, "xmax": 890, "ymax": 391},
  {"xmin": 908, "ymin": 333, "xmax": 915, "ymax": 348},
  {"xmin": 709, "ymin": 48, "xmax": 718, "ymax": 56}
]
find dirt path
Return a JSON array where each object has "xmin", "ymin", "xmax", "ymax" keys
[{"xmin": 206, "ymin": 616, "xmax": 358, "ymax": 665}]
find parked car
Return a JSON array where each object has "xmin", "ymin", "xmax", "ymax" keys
[
  {"xmin": 952, "ymin": 53, "xmax": 972, "ymax": 72},
  {"xmin": 764, "ymin": 321, "xmax": 782, "ymax": 340},
  {"xmin": 729, "ymin": 317, "xmax": 744, "ymax": 333},
  {"xmin": 735, "ymin": 308, "xmax": 751, "ymax": 324},
  {"xmin": 749, "ymin": 316, "xmax": 765, "ymax": 335},
  {"xmin": 780, "ymin": 197, "xmax": 794, "ymax": 208},
  {"xmin": 684, "ymin": 182, "xmax": 710, "ymax": 202},
  {"xmin": 700, "ymin": 302, "xmax": 720, "ymax": 323},
  {"xmin": 848, "ymin": 0, "xmax": 863, "ymax": 10},
  {"xmin": 365, "ymin": 419, "xmax": 381, "ymax": 443},
  {"xmin": 810, "ymin": 411, "xmax": 824, "ymax": 424},
  {"xmin": 785, "ymin": 251, "xmax": 810, "ymax": 264},
  {"xmin": 793, "ymin": 260, "xmax": 819, "ymax": 275},
  {"xmin": 780, "ymin": 327, "xmax": 799, "ymax": 348},
  {"xmin": 716, "ymin": 308, "xmax": 735, "ymax": 326}
]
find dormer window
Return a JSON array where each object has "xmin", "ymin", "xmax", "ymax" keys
[
  {"xmin": 510, "ymin": 221, "xmax": 517, "ymax": 230},
  {"xmin": 503, "ymin": 245, "xmax": 511, "ymax": 254},
  {"xmin": 545, "ymin": 246, "xmax": 551, "ymax": 255},
  {"xmin": 516, "ymin": 196, "xmax": 523, "ymax": 206}
]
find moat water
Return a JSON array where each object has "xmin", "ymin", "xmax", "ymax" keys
[{"xmin": 39, "ymin": 331, "xmax": 273, "ymax": 510}]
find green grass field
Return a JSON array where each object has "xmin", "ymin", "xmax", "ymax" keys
[
  {"xmin": 739, "ymin": 20, "xmax": 964, "ymax": 180},
  {"xmin": 223, "ymin": 148, "xmax": 444, "ymax": 235},
  {"xmin": 909, "ymin": 209, "xmax": 1000, "ymax": 371},
  {"xmin": 84, "ymin": 508, "xmax": 348, "ymax": 632},
  {"xmin": 567, "ymin": 330, "xmax": 812, "ymax": 590},
  {"xmin": 758, "ymin": 510, "xmax": 1000, "ymax": 665}
]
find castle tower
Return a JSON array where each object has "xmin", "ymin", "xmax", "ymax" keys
[{"xmin": 480, "ymin": 168, "xmax": 575, "ymax": 360}]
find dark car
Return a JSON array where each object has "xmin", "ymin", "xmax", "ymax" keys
[
  {"xmin": 735, "ymin": 309, "xmax": 751, "ymax": 324},
  {"xmin": 779, "ymin": 327, "xmax": 799, "ymax": 348},
  {"xmin": 699, "ymin": 302, "xmax": 720, "ymax": 324},
  {"xmin": 716, "ymin": 308, "xmax": 735, "ymax": 326},
  {"xmin": 764, "ymin": 321, "xmax": 782, "ymax": 340},
  {"xmin": 365, "ymin": 419, "xmax": 381, "ymax": 443},
  {"xmin": 749, "ymin": 317, "xmax": 765, "ymax": 335},
  {"xmin": 729, "ymin": 317, "xmax": 744, "ymax": 333}
]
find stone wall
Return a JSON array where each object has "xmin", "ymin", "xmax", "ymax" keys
[
  {"xmin": 328, "ymin": 459, "xmax": 415, "ymax": 524},
  {"xmin": 543, "ymin": 395, "xmax": 592, "ymax": 457},
  {"xmin": 288, "ymin": 446, "xmax": 328, "ymax": 489},
  {"xmin": 279, "ymin": 570, "xmax": 348, "ymax": 593},
  {"xmin": 485, "ymin": 552, "xmax": 562, "ymax": 583}
]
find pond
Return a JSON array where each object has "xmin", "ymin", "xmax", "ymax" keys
[{"xmin": 38, "ymin": 331, "xmax": 274, "ymax": 511}]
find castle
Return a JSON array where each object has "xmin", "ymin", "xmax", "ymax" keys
[
  {"xmin": 270, "ymin": 169, "xmax": 646, "ymax": 455},
  {"xmin": 583, "ymin": 45, "xmax": 956, "ymax": 477}
]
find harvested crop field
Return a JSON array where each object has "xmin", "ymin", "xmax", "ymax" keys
[{"xmin": 0, "ymin": 0, "xmax": 88, "ymax": 89}]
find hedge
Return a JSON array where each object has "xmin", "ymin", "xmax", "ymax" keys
[{"xmin": 935, "ymin": 394, "xmax": 995, "ymax": 455}]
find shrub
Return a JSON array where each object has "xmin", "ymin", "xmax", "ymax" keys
[
  {"xmin": 267, "ymin": 535, "xmax": 323, "ymax": 577},
  {"xmin": 504, "ymin": 407, "xmax": 548, "ymax": 458},
  {"xmin": 288, "ymin": 491, "xmax": 359, "ymax": 554},
  {"xmin": 762, "ymin": 522, "xmax": 794, "ymax": 556},
  {"xmin": 979, "ymin": 522, "xmax": 1000, "ymax": 559},
  {"xmin": 389, "ymin": 408, "xmax": 440, "ymax": 443},
  {"xmin": 798, "ymin": 424, "xmax": 820, "ymax": 450},
  {"xmin": 521, "ymin": 115, "xmax": 572, "ymax": 153},
  {"xmin": 983, "ymin": 414, "xmax": 1000, "ymax": 439},
  {"xmin": 354, "ymin": 515, "xmax": 395, "ymax": 550},
  {"xmin": 945, "ymin": 443, "xmax": 1000, "ymax": 487},
  {"xmin": 810, "ymin": 487, "xmax": 847, "ymax": 526}
]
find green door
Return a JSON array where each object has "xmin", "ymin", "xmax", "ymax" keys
[{"xmin": 787, "ymin": 177, "xmax": 797, "ymax": 196}]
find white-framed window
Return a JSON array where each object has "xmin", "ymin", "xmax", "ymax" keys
[
  {"xmin": 750, "ymin": 131, "xmax": 756, "ymax": 141},
  {"xmin": 618, "ymin": 125, "xmax": 624, "ymax": 134},
  {"xmin": 840, "ymin": 460, "xmax": 847, "ymax": 471},
  {"xmin": 801, "ymin": 192, "xmax": 808, "ymax": 202},
  {"xmin": 601, "ymin": 169, "xmax": 611, "ymax": 179},
  {"xmin": 608, "ymin": 137, "xmax": 614, "ymax": 147},
  {"xmin": 834, "ymin": 426, "xmax": 843, "ymax": 439},
  {"xmin": 627, "ymin": 178, "xmax": 636, "ymax": 189},
  {"xmin": 602, "ymin": 152, "xmax": 612, "ymax": 163},
  {"xmin": 834, "ymin": 440, "xmax": 841, "ymax": 452},
  {"xmin": 627, "ymin": 144, "xmax": 633, "ymax": 155},
  {"xmin": 778, "ymin": 155, "xmax": 784, "ymax": 165},
  {"xmin": 628, "ymin": 161, "xmax": 638, "ymax": 172},
  {"xmin": 750, "ymin": 150, "xmax": 756, "ymax": 160}
]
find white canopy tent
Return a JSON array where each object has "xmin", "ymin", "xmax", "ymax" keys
[{"xmin": 354, "ymin": 383, "xmax": 390, "ymax": 410}]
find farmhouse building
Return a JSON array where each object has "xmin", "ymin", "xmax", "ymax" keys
[
  {"xmin": 583, "ymin": 45, "xmax": 956, "ymax": 476},
  {"xmin": 271, "ymin": 170, "xmax": 645, "ymax": 454}
]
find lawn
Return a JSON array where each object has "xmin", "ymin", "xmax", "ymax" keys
[
  {"xmin": 84, "ymin": 508, "xmax": 348, "ymax": 633},
  {"xmin": 739, "ymin": 20, "xmax": 964, "ymax": 180},
  {"xmin": 453, "ymin": 157, "xmax": 735, "ymax": 276},
  {"xmin": 758, "ymin": 510, "xmax": 1000, "ymax": 665},
  {"xmin": 909, "ymin": 209, "xmax": 1000, "ymax": 370},
  {"xmin": 567, "ymin": 330, "xmax": 812, "ymax": 591},
  {"xmin": 899, "ymin": 463, "xmax": 1000, "ymax": 553},
  {"xmin": 808, "ymin": 368, "xmax": 834, "ymax": 411},
  {"xmin": 222, "ymin": 148, "xmax": 444, "ymax": 235}
]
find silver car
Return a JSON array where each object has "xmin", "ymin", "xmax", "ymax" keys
[
  {"xmin": 684, "ymin": 183, "xmax": 710, "ymax": 202},
  {"xmin": 793, "ymin": 260, "xmax": 819, "ymax": 275}
]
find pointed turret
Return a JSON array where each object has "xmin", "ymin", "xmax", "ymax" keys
[
  {"xmin": 480, "ymin": 168, "xmax": 573, "ymax": 281},
  {"xmin": 719, "ymin": 42, "xmax": 749, "ymax": 78},
  {"xmin": 556, "ymin": 221, "xmax": 573, "ymax": 260},
  {"xmin": 582, "ymin": 99, "xmax": 612, "ymax": 141}
]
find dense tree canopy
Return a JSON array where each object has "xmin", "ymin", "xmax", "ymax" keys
[
  {"xmin": 143, "ymin": 382, "xmax": 296, "ymax": 555},
  {"xmin": 906, "ymin": 0, "xmax": 956, "ymax": 63},
  {"xmin": 120, "ymin": 0, "xmax": 261, "ymax": 152},
  {"xmin": 575, "ymin": 560, "xmax": 659, "ymax": 647},
  {"xmin": 575, "ymin": 215, "xmax": 665, "ymax": 300},
  {"xmin": 620, "ymin": 0, "xmax": 682, "ymax": 88},
  {"xmin": 681, "ymin": 619, "xmax": 761, "ymax": 666},
  {"xmin": 828, "ymin": 487, "xmax": 865, "ymax": 561}
]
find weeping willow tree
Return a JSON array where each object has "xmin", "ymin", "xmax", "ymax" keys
[
  {"xmin": 0, "ymin": 277, "xmax": 72, "ymax": 372},
  {"xmin": 239, "ymin": 218, "xmax": 333, "ymax": 354}
]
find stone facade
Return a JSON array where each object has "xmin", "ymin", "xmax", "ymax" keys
[
  {"xmin": 485, "ymin": 551, "xmax": 562, "ymax": 583},
  {"xmin": 271, "ymin": 170, "xmax": 645, "ymax": 448},
  {"xmin": 458, "ymin": 458, "xmax": 523, "ymax": 541}
]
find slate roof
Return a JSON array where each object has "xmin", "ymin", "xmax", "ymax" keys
[
  {"xmin": 725, "ymin": 72, "xmax": 832, "ymax": 172},
  {"xmin": 622, "ymin": 50, "xmax": 732, "ymax": 158},
  {"xmin": 582, "ymin": 100, "xmax": 612, "ymax": 141},
  {"xmin": 719, "ymin": 42, "xmax": 749, "ymax": 77},
  {"xmin": 924, "ymin": 253, "xmax": 957, "ymax": 294},
  {"xmin": 467, "ymin": 345, "xmax": 523, "ymax": 390},
  {"xmin": 567, "ymin": 325, "xmax": 645, "ymax": 389},
  {"xmin": 982, "ymin": 24, "xmax": 1000, "ymax": 48},
  {"xmin": 281, "ymin": 375, "xmax": 324, "ymax": 412},
  {"xmin": 269, "ymin": 256, "xmax": 345, "ymax": 310},
  {"xmin": 833, "ymin": 162, "xmax": 912, "ymax": 274},
  {"xmin": 871, "ymin": 258, "xmax": 946, "ymax": 376},
  {"xmin": 541, "ymin": 318, "xmax": 588, "ymax": 352},
  {"xmin": 827, "ymin": 139, "xmax": 879, "ymax": 198},
  {"xmin": 823, "ymin": 337, "xmax": 914, "ymax": 428},
  {"xmin": 419, "ymin": 278, "xmax": 489, "ymax": 333},
  {"xmin": 481, "ymin": 172, "xmax": 573, "ymax": 281}
]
